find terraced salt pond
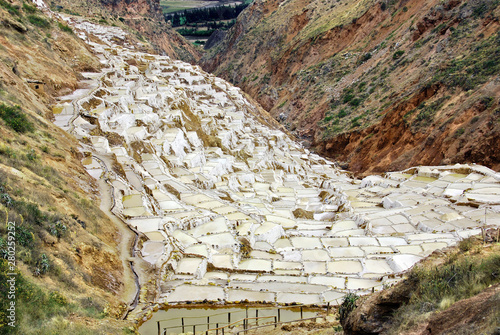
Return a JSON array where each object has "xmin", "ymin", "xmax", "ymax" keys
[{"xmin": 53, "ymin": 17, "xmax": 500, "ymax": 316}]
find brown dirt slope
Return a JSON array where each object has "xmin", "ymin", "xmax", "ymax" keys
[
  {"xmin": 201, "ymin": 0, "xmax": 500, "ymax": 176},
  {"xmin": 0, "ymin": 1, "xmax": 134, "ymax": 333}
]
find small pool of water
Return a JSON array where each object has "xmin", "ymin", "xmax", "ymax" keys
[{"xmin": 139, "ymin": 305, "xmax": 319, "ymax": 335}]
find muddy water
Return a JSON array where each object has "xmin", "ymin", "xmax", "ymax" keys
[{"xmin": 139, "ymin": 306, "xmax": 318, "ymax": 334}]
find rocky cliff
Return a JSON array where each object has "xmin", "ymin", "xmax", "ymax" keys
[{"xmin": 201, "ymin": 0, "xmax": 500, "ymax": 176}]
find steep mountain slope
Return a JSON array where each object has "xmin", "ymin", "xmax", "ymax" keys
[
  {"xmin": 201, "ymin": 0, "xmax": 500, "ymax": 176},
  {"xmin": 0, "ymin": 1, "xmax": 136, "ymax": 333}
]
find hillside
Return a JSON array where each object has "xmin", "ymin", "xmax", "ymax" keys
[
  {"xmin": 0, "ymin": 1, "xmax": 141, "ymax": 333},
  {"xmin": 201, "ymin": 0, "xmax": 500, "ymax": 176}
]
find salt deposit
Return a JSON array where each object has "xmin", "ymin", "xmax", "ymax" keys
[{"xmin": 52, "ymin": 17, "xmax": 500, "ymax": 307}]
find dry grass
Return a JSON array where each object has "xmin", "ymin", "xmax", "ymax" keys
[{"xmin": 386, "ymin": 235, "xmax": 500, "ymax": 335}]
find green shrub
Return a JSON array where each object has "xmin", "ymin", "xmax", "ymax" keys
[
  {"xmin": 349, "ymin": 98, "xmax": 362, "ymax": 107},
  {"xmin": 22, "ymin": 3, "xmax": 37, "ymax": 13},
  {"xmin": 49, "ymin": 291, "xmax": 68, "ymax": 306},
  {"xmin": 48, "ymin": 221, "xmax": 67, "ymax": 239},
  {"xmin": 26, "ymin": 148, "xmax": 37, "ymax": 161},
  {"xmin": 57, "ymin": 22, "xmax": 73, "ymax": 33},
  {"xmin": 338, "ymin": 293, "xmax": 359, "ymax": 323},
  {"xmin": 343, "ymin": 93, "xmax": 355, "ymax": 104},
  {"xmin": 16, "ymin": 224, "xmax": 34, "ymax": 247},
  {"xmin": 458, "ymin": 237, "xmax": 474, "ymax": 252},
  {"xmin": 0, "ymin": 104, "xmax": 34, "ymax": 133},
  {"xmin": 358, "ymin": 52, "xmax": 372, "ymax": 64},
  {"xmin": 34, "ymin": 253, "xmax": 50, "ymax": 276},
  {"xmin": 453, "ymin": 128, "xmax": 465, "ymax": 138},
  {"xmin": 27, "ymin": 14, "xmax": 51, "ymax": 28},
  {"xmin": 337, "ymin": 109, "xmax": 348, "ymax": 118},
  {"xmin": 351, "ymin": 120, "xmax": 361, "ymax": 128},
  {"xmin": 393, "ymin": 50, "xmax": 405, "ymax": 60},
  {"xmin": 479, "ymin": 96, "xmax": 494, "ymax": 109},
  {"xmin": 0, "ymin": 0, "xmax": 20, "ymax": 15}
]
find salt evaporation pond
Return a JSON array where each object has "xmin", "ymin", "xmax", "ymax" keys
[{"xmin": 50, "ymin": 14, "xmax": 500, "ymax": 330}]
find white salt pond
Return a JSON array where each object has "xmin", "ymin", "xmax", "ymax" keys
[{"xmin": 49, "ymin": 14, "xmax": 500, "ymax": 329}]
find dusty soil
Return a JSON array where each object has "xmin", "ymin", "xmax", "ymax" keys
[{"xmin": 414, "ymin": 284, "xmax": 500, "ymax": 335}]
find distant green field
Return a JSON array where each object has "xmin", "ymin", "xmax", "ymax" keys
[{"xmin": 160, "ymin": 0, "xmax": 211, "ymax": 13}]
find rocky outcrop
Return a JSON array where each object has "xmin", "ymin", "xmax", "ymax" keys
[
  {"xmin": 343, "ymin": 283, "xmax": 500, "ymax": 335},
  {"xmin": 202, "ymin": 0, "xmax": 500, "ymax": 176},
  {"xmin": 204, "ymin": 29, "xmax": 227, "ymax": 50},
  {"xmin": 341, "ymin": 280, "xmax": 414, "ymax": 334}
]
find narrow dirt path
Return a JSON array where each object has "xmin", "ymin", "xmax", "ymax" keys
[{"xmin": 97, "ymin": 177, "xmax": 141, "ymax": 317}]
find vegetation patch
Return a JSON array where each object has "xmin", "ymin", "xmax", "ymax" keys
[
  {"xmin": 0, "ymin": 104, "xmax": 34, "ymax": 133},
  {"xmin": 22, "ymin": 3, "xmax": 37, "ymax": 14},
  {"xmin": 393, "ymin": 50, "xmax": 404, "ymax": 60},
  {"xmin": 339, "ymin": 293, "xmax": 359, "ymax": 324},
  {"xmin": 0, "ymin": 259, "xmax": 109, "ymax": 334},
  {"xmin": 387, "ymin": 237, "xmax": 500, "ymax": 334},
  {"xmin": 0, "ymin": 0, "xmax": 20, "ymax": 16},
  {"xmin": 58, "ymin": 22, "xmax": 73, "ymax": 33},
  {"xmin": 434, "ymin": 32, "xmax": 500, "ymax": 91},
  {"xmin": 27, "ymin": 15, "xmax": 51, "ymax": 29},
  {"xmin": 411, "ymin": 96, "xmax": 449, "ymax": 129}
]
